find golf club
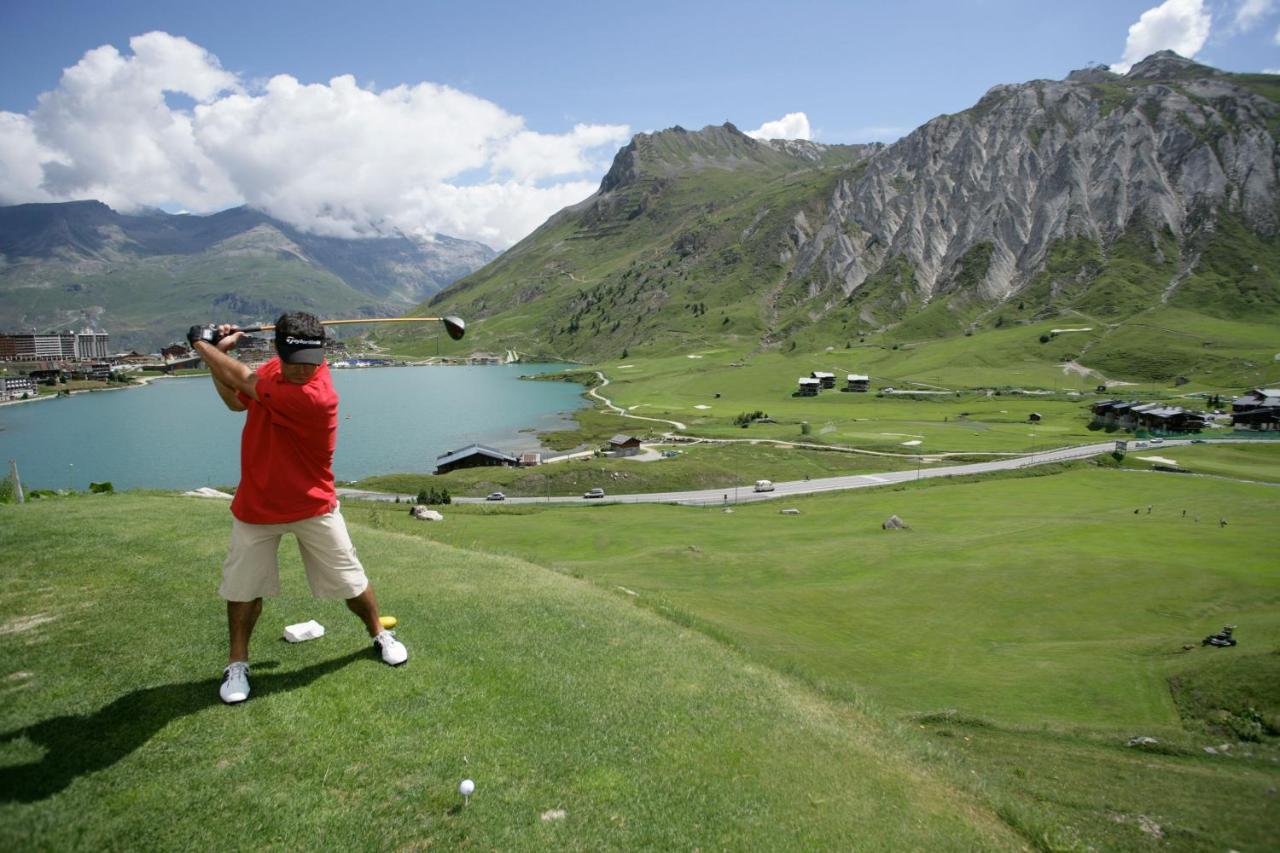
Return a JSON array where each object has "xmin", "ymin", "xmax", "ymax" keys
[{"xmin": 234, "ymin": 315, "xmax": 466, "ymax": 341}]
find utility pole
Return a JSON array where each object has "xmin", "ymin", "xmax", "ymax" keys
[{"xmin": 9, "ymin": 460, "xmax": 24, "ymax": 504}]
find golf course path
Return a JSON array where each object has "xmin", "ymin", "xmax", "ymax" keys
[
  {"xmin": 589, "ymin": 371, "xmax": 688, "ymax": 431},
  {"xmin": 340, "ymin": 438, "xmax": 1280, "ymax": 506}
]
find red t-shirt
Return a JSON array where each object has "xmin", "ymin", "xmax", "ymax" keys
[{"xmin": 230, "ymin": 357, "xmax": 338, "ymax": 524}]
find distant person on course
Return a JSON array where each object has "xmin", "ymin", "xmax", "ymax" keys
[{"xmin": 189, "ymin": 312, "xmax": 407, "ymax": 705}]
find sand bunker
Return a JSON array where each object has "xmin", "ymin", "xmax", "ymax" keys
[{"xmin": 1136, "ymin": 455, "xmax": 1179, "ymax": 466}]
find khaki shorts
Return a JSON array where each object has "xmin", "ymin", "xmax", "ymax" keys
[{"xmin": 220, "ymin": 502, "xmax": 370, "ymax": 601}]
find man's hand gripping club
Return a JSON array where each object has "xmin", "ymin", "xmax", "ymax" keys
[{"xmin": 190, "ymin": 323, "xmax": 258, "ymax": 409}]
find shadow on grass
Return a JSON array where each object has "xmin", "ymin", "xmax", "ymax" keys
[{"xmin": 0, "ymin": 648, "xmax": 369, "ymax": 803}]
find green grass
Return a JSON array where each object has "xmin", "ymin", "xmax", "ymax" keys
[
  {"xmin": 379, "ymin": 459, "xmax": 1280, "ymax": 849},
  {"xmin": 356, "ymin": 441, "xmax": 919, "ymax": 498},
  {"xmin": 1120, "ymin": 441, "xmax": 1280, "ymax": 482},
  {"xmin": 0, "ymin": 493, "xmax": 1019, "ymax": 851},
  {"xmin": 383, "ymin": 464, "xmax": 1280, "ymax": 730}
]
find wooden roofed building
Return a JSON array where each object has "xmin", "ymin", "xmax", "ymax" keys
[
  {"xmin": 608, "ymin": 434, "xmax": 643, "ymax": 457},
  {"xmin": 1232, "ymin": 406, "xmax": 1280, "ymax": 431},
  {"xmin": 1232, "ymin": 388, "xmax": 1280, "ymax": 413},
  {"xmin": 845, "ymin": 374, "xmax": 870, "ymax": 392},
  {"xmin": 434, "ymin": 443, "xmax": 518, "ymax": 475}
]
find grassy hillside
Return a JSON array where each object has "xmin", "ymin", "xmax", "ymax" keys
[
  {"xmin": 384, "ymin": 460, "xmax": 1280, "ymax": 850},
  {"xmin": 0, "ymin": 493, "xmax": 1017, "ymax": 851}
]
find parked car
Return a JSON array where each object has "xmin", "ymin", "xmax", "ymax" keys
[
  {"xmin": 485, "ymin": 492, "xmax": 506, "ymax": 501},
  {"xmin": 583, "ymin": 487, "xmax": 606, "ymax": 499}
]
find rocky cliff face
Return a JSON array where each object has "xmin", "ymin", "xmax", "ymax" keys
[
  {"xmin": 791, "ymin": 52, "xmax": 1279, "ymax": 311},
  {"xmin": 415, "ymin": 53, "xmax": 1278, "ymax": 362}
]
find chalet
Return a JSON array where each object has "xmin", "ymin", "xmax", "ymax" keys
[
  {"xmin": 845, "ymin": 374, "xmax": 870, "ymax": 392},
  {"xmin": 1232, "ymin": 406, "xmax": 1280, "ymax": 431},
  {"xmin": 1133, "ymin": 405, "xmax": 1209, "ymax": 433},
  {"xmin": 1092, "ymin": 400, "xmax": 1208, "ymax": 433},
  {"xmin": 796, "ymin": 377, "xmax": 820, "ymax": 396},
  {"xmin": 608, "ymin": 435, "xmax": 643, "ymax": 457},
  {"xmin": 519, "ymin": 451, "xmax": 542, "ymax": 467},
  {"xmin": 1232, "ymin": 388, "xmax": 1280, "ymax": 413},
  {"xmin": 434, "ymin": 443, "xmax": 518, "ymax": 475},
  {"xmin": 811, "ymin": 371, "xmax": 836, "ymax": 389},
  {"xmin": 160, "ymin": 344, "xmax": 191, "ymax": 360}
]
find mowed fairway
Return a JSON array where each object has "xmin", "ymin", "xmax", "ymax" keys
[
  {"xmin": 399, "ymin": 462, "xmax": 1280, "ymax": 848},
  {"xmin": 391, "ymin": 465, "xmax": 1280, "ymax": 729},
  {"xmin": 0, "ymin": 495, "xmax": 1017, "ymax": 851}
]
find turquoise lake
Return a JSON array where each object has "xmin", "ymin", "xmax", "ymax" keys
[{"xmin": 0, "ymin": 364, "xmax": 586, "ymax": 491}]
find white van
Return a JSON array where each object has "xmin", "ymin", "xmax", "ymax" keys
[{"xmin": 754, "ymin": 480, "xmax": 774, "ymax": 492}]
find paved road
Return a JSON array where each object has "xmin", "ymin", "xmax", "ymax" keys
[{"xmin": 340, "ymin": 438, "xmax": 1249, "ymax": 507}]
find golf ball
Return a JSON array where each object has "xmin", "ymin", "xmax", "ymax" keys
[{"xmin": 459, "ymin": 779, "xmax": 475, "ymax": 796}]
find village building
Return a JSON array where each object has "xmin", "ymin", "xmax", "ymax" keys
[
  {"xmin": 68, "ymin": 362, "xmax": 112, "ymax": 382},
  {"xmin": 1091, "ymin": 400, "xmax": 1209, "ymax": 433},
  {"xmin": 434, "ymin": 443, "xmax": 518, "ymax": 475},
  {"xmin": 1232, "ymin": 388, "xmax": 1280, "ymax": 413},
  {"xmin": 0, "ymin": 329, "xmax": 109, "ymax": 361},
  {"xmin": 811, "ymin": 371, "xmax": 836, "ymax": 389},
  {"xmin": 845, "ymin": 374, "xmax": 870, "ymax": 392},
  {"xmin": 796, "ymin": 377, "xmax": 820, "ymax": 396},
  {"xmin": 1232, "ymin": 406, "xmax": 1280, "ymax": 431},
  {"xmin": 608, "ymin": 435, "xmax": 643, "ymax": 457},
  {"xmin": 519, "ymin": 451, "xmax": 542, "ymax": 467},
  {"xmin": 0, "ymin": 375, "xmax": 37, "ymax": 400}
]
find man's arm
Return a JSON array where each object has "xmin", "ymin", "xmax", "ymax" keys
[{"xmin": 190, "ymin": 325, "xmax": 259, "ymax": 407}]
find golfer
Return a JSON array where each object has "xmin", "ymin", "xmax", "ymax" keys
[{"xmin": 189, "ymin": 312, "xmax": 407, "ymax": 706}]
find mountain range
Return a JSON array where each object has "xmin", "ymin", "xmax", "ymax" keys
[
  {"xmin": 403, "ymin": 52, "xmax": 1278, "ymax": 382},
  {"xmin": 0, "ymin": 201, "xmax": 495, "ymax": 351}
]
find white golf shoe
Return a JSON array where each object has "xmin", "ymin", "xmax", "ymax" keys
[
  {"xmin": 220, "ymin": 661, "xmax": 250, "ymax": 704},
  {"xmin": 374, "ymin": 630, "xmax": 408, "ymax": 666}
]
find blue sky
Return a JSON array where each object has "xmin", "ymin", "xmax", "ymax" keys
[{"xmin": 2, "ymin": 0, "xmax": 1278, "ymax": 246}]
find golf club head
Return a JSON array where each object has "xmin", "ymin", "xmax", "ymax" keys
[{"xmin": 443, "ymin": 316, "xmax": 466, "ymax": 341}]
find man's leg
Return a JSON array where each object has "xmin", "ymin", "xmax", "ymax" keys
[
  {"xmin": 294, "ymin": 505, "xmax": 407, "ymax": 666},
  {"xmin": 228, "ymin": 598, "xmax": 263, "ymax": 662},
  {"xmin": 344, "ymin": 586, "xmax": 382, "ymax": 638}
]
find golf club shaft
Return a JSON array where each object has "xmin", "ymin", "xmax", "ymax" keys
[{"xmin": 240, "ymin": 317, "xmax": 450, "ymax": 332}]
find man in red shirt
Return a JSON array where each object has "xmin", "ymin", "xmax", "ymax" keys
[{"xmin": 189, "ymin": 312, "xmax": 407, "ymax": 705}]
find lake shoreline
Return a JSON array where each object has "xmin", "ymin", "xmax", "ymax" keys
[{"xmin": 2, "ymin": 363, "xmax": 588, "ymax": 490}]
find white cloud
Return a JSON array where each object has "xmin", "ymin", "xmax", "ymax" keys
[
  {"xmin": 1231, "ymin": 0, "xmax": 1274, "ymax": 33},
  {"xmin": 1111, "ymin": 0, "xmax": 1212, "ymax": 74},
  {"xmin": 0, "ymin": 32, "xmax": 630, "ymax": 248},
  {"xmin": 745, "ymin": 112, "xmax": 811, "ymax": 140}
]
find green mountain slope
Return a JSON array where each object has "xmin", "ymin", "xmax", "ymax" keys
[
  {"xmin": 399, "ymin": 55, "xmax": 1278, "ymax": 387},
  {"xmin": 0, "ymin": 201, "xmax": 495, "ymax": 351}
]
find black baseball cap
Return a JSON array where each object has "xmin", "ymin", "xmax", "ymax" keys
[{"xmin": 274, "ymin": 312, "xmax": 326, "ymax": 364}]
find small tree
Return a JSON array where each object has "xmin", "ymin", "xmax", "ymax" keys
[{"xmin": 800, "ymin": 422, "xmax": 811, "ymax": 436}]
